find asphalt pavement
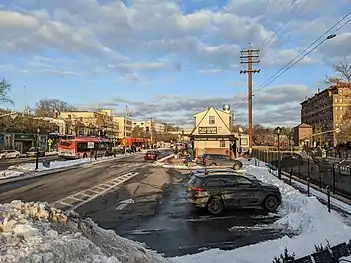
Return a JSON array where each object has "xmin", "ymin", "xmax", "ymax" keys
[
  {"xmin": 0, "ymin": 154, "xmax": 151, "ymax": 204},
  {"xmin": 77, "ymin": 169, "xmax": 293, "ymax": 257}
]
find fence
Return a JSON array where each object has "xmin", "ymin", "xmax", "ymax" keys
[{"xmin": 252, "ymin": 149, "xmax": 351, "ymax": 200}]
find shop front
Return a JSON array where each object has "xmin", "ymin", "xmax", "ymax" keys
[{"xmin": 14, "ymin": 133, "xmax": 36, "ymax": 153}]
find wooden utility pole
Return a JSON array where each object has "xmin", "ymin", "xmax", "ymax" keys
[{"xmin": 240, "ymin": 48, "xmax": 260, "ymax": 154}]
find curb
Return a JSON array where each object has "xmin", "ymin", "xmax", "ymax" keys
[{"xmin": 0, "ymin": 154, "xmax": 138, "ymax": 185}]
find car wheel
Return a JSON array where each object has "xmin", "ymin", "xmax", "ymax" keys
[
  {"xmin": 263, "ymin": 195, "xmax": 280, "ymax": 212},
  {"xmin": 83, "ymin": 153, "xmax": 88, "ymax": 158},
  {"xmin": 208, "ymin": 162, "xmax": 217, "ymax": 167},
  {"xmin": 15, "ymin": 154, "xmax": 20, "ymax": 158},
  {"xmin": 207, "ymin": 196, "xmax": 224, "ymax": 215},
  {"xmin": 233, "ymin": 163, "xmax": 242, "ymax": 170}
]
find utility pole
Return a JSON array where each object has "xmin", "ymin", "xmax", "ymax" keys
[
  {"xmin": 240, "ymin": 47, "xmax": 260, "ymax": 154},
  {"xmin": 148, "ymin": 117, "xmax": 156, "ymax": 147},
  {"xmin": 124, "ymin": 105, "xmax": 128, "ymax": 155}
]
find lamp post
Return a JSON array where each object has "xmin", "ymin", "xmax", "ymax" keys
[
  {"xmin": 274, "ymin": 126, "xmax": 282, "ymax": 179},
  {"xmin": 35, "ymin": 128, "xmax": 40, "ymax": 170}
]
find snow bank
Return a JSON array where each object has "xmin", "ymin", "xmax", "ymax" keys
[
  {"xmin": 0, "ymin": 170, "xmax": 24, "ymax": 180},
  {"xmin": 2, "ymin": 154, "xmax": 129, "ymax": 180},
  {"xmin": 171, "ymin": 165, "xmax": 351, "ymax": 263},
  {"xmin": 0, "ymin": 201, "xmax": 169, "ymax": 263}
]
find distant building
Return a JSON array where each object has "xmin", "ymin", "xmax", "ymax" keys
[
  {"xmin": 132, "ymin": 120, "xmax": 165, "ymax": 133},
  {"xmin": 60, "ymin": 109, "xmax": 119, "ymax": 138},
  {"xmin": 189, "ymin": 105, "xmax": 238, "ymax": 158},
  {"xmin": 301, "ymin": 83, "xmax": 351, "ymax": 146},
  {"xmin": 292, "ymin": 123, "xmax": 313, "ymax": 147},
  {"xmin": 113, "ymin": 116, "xmax": 133, "ymax": 138}
]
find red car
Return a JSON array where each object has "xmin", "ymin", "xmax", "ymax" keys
[{"xmin": 144, "ymin": 150, "xmax": 162, "ymax": 161}]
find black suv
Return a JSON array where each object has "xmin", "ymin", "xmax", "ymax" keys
[
  {"xmin": 186, "ymin": 171, "xmax": 281, "ymax": 215},
  {"xmin": 202, "ymin": 153, "xmax": 243, "ymax": 170}
]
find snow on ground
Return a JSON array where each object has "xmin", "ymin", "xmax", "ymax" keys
[
  {"xmin": 171, "ymin": 164, "xmax": 351, "ymax": 263},
  {"xmin": 1, "ymin": 154, "xmax": 133, "ymax": 180},
  {"xmin": 0, "ymin": 201, "xmax": 168, "ymax": 263},
  {"xmin": 0, "ymin": 170, "xmax": 24, "ymax": 180}
]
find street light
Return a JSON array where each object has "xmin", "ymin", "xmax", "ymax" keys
[
  {"xmin": 35, "ymin": 128, "xmax": 40, "ymax": 170},
  {"xmin": 274, "ymin": 126, "xmax": 282, "ymax": 180}
]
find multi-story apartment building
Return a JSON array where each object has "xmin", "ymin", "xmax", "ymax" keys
[
  {"xmin": 300, "ymin": 83, "xmax": 351, "ymax": 146},
  {"xmin": 132, "ymin": 120, "xmax": 165, "ymax": 133},
  {"xmin": 60, "ymin": 109, "xmax": 119, "ymax": 138},
  {"xmin": 113, "ymin": 116, "xmax": 133, "ymax": 138}
]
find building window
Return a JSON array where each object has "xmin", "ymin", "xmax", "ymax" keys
[
  {"xmin": 220, "ymin": 141, "xmax": 226, "ymax": 147},
  {"xmin": 335, "ymin": 98, "xmax": 338, "ymax": 103},
  {"xmin": 209, "ymin": 116, "xmax": 216, "ymax": 124},
  {"xmin": 339, "ymin": 89, "xmax": 343, "ymax": 94},
  {"xmin": 339, "ymin": 98, "xmax": 343, "ymax": 103}
]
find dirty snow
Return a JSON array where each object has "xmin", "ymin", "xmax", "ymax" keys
[
  {"xmin": 1, "ymin": 154, "xmax": 134, "ymax": 180},
  {"xmin": 171, "ymin": 164, "xmax": 351, "ymax": 263},
  {"xmin": 0, "ymin": 201, "xmax": 168, "ymax": 263}
]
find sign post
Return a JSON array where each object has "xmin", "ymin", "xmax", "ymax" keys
[
  {"xmin": 88, "ymin": 142, "xmax": 95, "ymax": 161},
  {"xmin": 47, "ymin": 138, "xmax": 53, "ymax": 152}
]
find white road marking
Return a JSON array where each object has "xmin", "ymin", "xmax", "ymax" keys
[
  {"xmin": 53, "ymin": 171, "xmax": 139, "ymax": 212},
  {"xmin": 116, "ymin": 198, "xmax": 135, "ymax": 210}
]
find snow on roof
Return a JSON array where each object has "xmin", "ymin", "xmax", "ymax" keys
[{"xmin": 0, "ymin": 201, "xmax": 168, "ymax": 263}]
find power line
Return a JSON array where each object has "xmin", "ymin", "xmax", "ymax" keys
[{"xmin": 232, "ymin": 11, "xmax": 351, "ymax": 110}]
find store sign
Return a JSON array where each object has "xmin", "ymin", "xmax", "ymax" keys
[{"xmin": 198, "ymin": 127, "xmax": 217, "ymax": 134}]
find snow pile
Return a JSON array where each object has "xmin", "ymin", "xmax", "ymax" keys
[
  {"xmin": 171, "ymin": 165, "xmax": 351, "ymax": 263},
  {"xmin": 5, "ymin": 154, "xmax": 127, "ymax": 174},
  {"xmin": 0, "ymin": 201, "xmax": 168, "ymax": 263},
  {"xmin": 0, "ymin": 170, "xmax": 24, "ymax": 180}
]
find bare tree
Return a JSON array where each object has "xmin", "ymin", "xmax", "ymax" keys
[
  {"xmin": 323, "ymin": 59, "xmax": 351, "ymax": 85},
  {"xmin": 0, "ymin": 79, "xmax": 14, "ymax": 105},
  {"xmin": 35, "ymin": 98, "xmax": 76, "ymax": 117}
]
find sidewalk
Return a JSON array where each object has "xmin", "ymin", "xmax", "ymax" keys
[{"xmin": 256, "ymin": 159, "xmax": 351, "ymax": 214}]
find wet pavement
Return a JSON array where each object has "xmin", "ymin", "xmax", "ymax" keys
[{"xmin": 77, "ymin": 169, "xmax": 295, "ymax": 257}]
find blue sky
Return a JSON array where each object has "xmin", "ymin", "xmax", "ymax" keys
[{"xmin": 0, "ymin": 0, "xmax": 350, "ymax": 127}]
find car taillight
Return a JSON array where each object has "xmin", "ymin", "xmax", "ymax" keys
[{"xmin": 192, "ymin": 187, "xmax": 205, "ymax": 192}]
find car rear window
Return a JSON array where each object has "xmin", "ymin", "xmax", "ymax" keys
[
  {"xmin": 187, "ymin": 176, "xmax": 204, "ymax": 187},
  {"xmin": 146, "ymin": 151, "xmax": 155, "ymax": 154}
]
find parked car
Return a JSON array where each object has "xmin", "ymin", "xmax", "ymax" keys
[
  {"xmin": 26, "ymin": 147, "xmax": 45, "ymax": 158},
  {"xmin": 202, "ymin": 153, "xmax": 243, "ymax": 170},
  {"xmin": 0, "ymin": 149, "xmax": 21, "ymax": 159},
  {"xmin": 186, "ymin": 172, "xmax": 281, "ymax": 215},
  {"xmin": 336, "ymin": 159, "xmax": 351, "ymax": 176},
  {"xmin": 144, "ymin": 150, "xmax": 163, "ymax": 161},
  {"xmin": 189, "ymin": 168, "xmax": 260, "ymax": 182}
]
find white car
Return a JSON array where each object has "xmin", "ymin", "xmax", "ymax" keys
[{"xmin": 0, "ymin": 149, "xmax": 21, "ymax": 159}]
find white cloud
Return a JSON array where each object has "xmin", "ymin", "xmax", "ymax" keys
[
  {"xmin": 2, "ymin": 0, "xmax": 344, "ymax": 76},
  {"xmin": 92, "ymin": 84, "xmax": 312, "ymax": 127}
]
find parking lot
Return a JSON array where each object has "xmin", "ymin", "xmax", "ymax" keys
[{"xmin": 77, "ymin": 168, "xmax": 294, "ymax": 257}]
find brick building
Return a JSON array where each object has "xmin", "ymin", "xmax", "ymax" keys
[{"xmin": 300, "ymin": 83, "xmax": 351, "ymax": 146}]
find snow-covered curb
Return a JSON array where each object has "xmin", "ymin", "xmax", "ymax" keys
[
  {"xmin": 0, "ymin": 201, "xmax": 168, "ymax": 263},
  {"xmin": 0, "ymin": 154, "xmax": 136, "ymax": 184},
  {"xmin": 171, "ymin": 164, "xmax": 351, "ymax": 263}
]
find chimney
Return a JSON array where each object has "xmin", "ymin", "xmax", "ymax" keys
[
  {"xmin": 317, "ymin": 88, "xmax": 320, "ymax": 93},
  {"xmin": 304, "ymin": 96, "xmax": 307, "ymax": 100}
]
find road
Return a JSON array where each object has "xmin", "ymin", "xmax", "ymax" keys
[
  {"xmin": 0, "ymin": 154, "xmax": 61, "ymax": 170},
  {"xmin": 76, "ymin": 169, "xmax": 293, "ymax": 257},
  {"xmin": 0, "ymin": 149, "xmax": 292, "ymax": 258},
  {"xmin": 0, "ymin": 154, "xmax": 150, "ymax": 204}
]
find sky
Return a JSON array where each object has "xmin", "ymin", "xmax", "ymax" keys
[{"xmin": 0, "ymin": 0, "xmax": 350, "ymax": 128}]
